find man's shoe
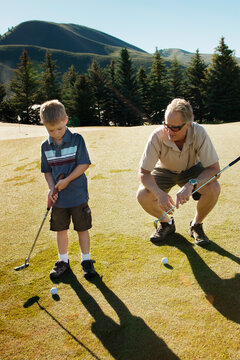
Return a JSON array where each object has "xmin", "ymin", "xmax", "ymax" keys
[
  {"xmin": 188, "ymin": 221, "xmax": 210, "ymax": 246},
  {"xmin": 150, "ymin": 218, "xmax": 176, "ymax": 243},
  {"xmin": 81, "ymin": 260, "xmax": 97, "ymax": 279},
  {"xmin": 50, "ymin": 260, "xmax": 70, "ymax": 280}
]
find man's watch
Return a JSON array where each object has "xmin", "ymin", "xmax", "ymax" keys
[{"xmin": 189, "ymin": 178, "xmax": 197, "ymax": 191}]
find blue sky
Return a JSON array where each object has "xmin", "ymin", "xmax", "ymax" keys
[{"xmin": 1, "ymin": 0, "xmax": 239, "ymax": 56}]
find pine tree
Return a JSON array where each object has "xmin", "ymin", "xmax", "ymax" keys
[
  {"xmin": 0, "ymin": 83, "xmax": 6, "ymax": 103},
  {"xmin": 205, "ymin": 37, "xmax": 240, "ymax": 122},
  {"xmin": 148, "ymin": 49, "xmax": 170, "ymax": 124},
  {"xmin": 186, "ymin": 49, "xmax": 207, "ymax": 123},
  {"xmin": 61, "ymin": 65, "xmax": 77, "ymax": 115},
  {"xmin": 103, "ymin": 60, "xmax": 120, "ymax": 126},
  {"xmin": 137, "ymin": 66, "xmax": 150, "ymax": 121},
  {"xmin": 39, "ymin": 51, "xmax": 61, "ymax": 102},
  {"xmin": 10, "ymin": 49, "xmax": 39, "ymax": 123},
  {"xmin": 0, "ymin": 83, "xmax": 7, "ymax": 121},
  {"xmin": 169, "ymin": 57, "xmax": 185, "ymax": 99},
  {"xmin": 71, "ymin": 74, "xmax": 97, "ymax": 126},
  {"xmin": 116, "ymin": 48, "xmax": 142, "ymax": 126},
  {"xmin": 88, "ymin": 60, "xmax": 107, "ymax": 124}
]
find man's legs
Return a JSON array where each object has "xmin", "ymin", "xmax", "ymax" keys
[
  {"xmin": 136, "ymin": 185, "xmax": 171, "ymax": 223},
  {"xmin": 137, "ymin": 185, "xmax": 176, "ymax": 242},
  {"xmin": 188, "ymin": 180, "xmax": 220, "ymax": 246},
  {"xmin": 192, "ymin": 180, "xmax": 221, "ymax": 224}
]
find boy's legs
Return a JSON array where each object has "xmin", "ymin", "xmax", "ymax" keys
[
  {"xmin": 77, "ymin": 230, "xmax": 90, "ymax": 257},
  {"xmin": 50, "ymin": 209, "xmax": 71, "ymax": 279},
  {"xmin": 72, "ymin": 204, "xmax": 96, "ymax": 278}
]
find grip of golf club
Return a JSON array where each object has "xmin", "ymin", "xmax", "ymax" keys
[
  {"xmin": 47, "ymin": 174, "xmax": 65, "ymax": 210},
  {"xmin": 229, "ymin": 156, "xmax": 240, "ymax": 167}
]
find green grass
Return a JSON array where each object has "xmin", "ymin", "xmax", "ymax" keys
[{"xmin": 0, "ymin": 123, "xmax": 240, "ymax": 359}]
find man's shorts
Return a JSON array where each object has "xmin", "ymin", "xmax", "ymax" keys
[
  {"xmin": 152, "ymin": 162, "xmax": 204, "ymax": 200},
  {"xmin": 50, "ymin": 202, "xmax": 92, "ymax": 232}
]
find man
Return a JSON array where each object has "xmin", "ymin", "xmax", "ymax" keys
[{"xmin": 137, "ymin": 98, "xmax": 220, "ymax": 246}]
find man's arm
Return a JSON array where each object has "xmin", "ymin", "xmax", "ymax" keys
[
  {"xmin": 176, "ymin": 162, "xmax": 220, "ymax": 208},
  {"xmin": 139, "ymin": 167, "xmax": 175, "ymax": 213}
]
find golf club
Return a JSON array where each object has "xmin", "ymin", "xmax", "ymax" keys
[
  {"xmin": 14, "ymin": 174, "xmax": 64, "ymax": 271},
  {"xmin": 154, "ymin": 156, "xmax": 240, "ymax": 229}
]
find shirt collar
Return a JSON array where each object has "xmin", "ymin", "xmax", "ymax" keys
[{"xmin": 48, "ymin": 127, "xmax": 72, "ymax": 145}]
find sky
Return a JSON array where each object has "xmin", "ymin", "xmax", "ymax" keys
[{"xmin": 1, "ymin": 0, "xmax": 240, "ymax": 56}]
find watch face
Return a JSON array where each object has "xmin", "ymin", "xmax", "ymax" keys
[{"xmin": 189, "ymin": 179, "xmax": 197, "ymax": 186}]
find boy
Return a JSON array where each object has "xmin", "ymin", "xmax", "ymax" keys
[{"xmin": 40, "ymin": 99, "xmax": 96, "ymax": 279}]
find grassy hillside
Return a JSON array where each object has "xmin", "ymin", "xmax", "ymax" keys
[
  {"xmin": 0, "ymin": 20, "xmax": 239, "ymax": 85},
  {"xmin": 0, "ymin": 21, "xmax": 147, "ymax": 55},
  {"xmin": 0, "ymin": 123, "xmax": 240, "ymax": 359},
  {"xmin": 0, "ymin": 20, "xmax": 153, "ymax": 84}
]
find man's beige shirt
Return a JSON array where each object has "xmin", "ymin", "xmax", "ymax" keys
[{"xmin": 140, "ymin": 123, "xmax": 219, "ymax": 173}]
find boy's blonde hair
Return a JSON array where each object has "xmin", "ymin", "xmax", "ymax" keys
[
  {"xmin": 165, "ymin": 98, "xmax": 194, "ymax": 123},
  {"xmin": 40, "ymin": 99, "xmax": 67, "ymax": 125}
]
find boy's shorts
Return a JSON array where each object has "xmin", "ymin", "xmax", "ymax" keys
[
  {"xmin": 50, "ymin": 202, "xmax": 92, "ymax": 232},
  {"xmin": 152, "ymin": 162, "xmax": 204, "ymax": 200}
]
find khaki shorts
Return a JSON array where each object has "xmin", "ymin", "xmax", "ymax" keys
[
  {"xmin": 50, "ymin": 202, "xmax": 92, "ymax": 232},
  {"xmin": 152, "ymin": 163, "xmax": 204, "ymax": 200}
]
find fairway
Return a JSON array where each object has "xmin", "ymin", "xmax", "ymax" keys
[{"xmin": 1, "ymin": 122, "xmax": 240, "ymax": 359}]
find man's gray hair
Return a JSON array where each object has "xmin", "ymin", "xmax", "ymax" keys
[{"xmin": 165, "ymin": 98, "xmax": 194, "ymax": 123}]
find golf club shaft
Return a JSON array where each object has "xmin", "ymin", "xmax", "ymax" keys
[
  {"xmin": 14, "ymin": 173, "xmax": 65, "ymax": 271},
  {"xmin": 25, "ymin": 208, "xmax": 49, "ymax": 262},
  {"xmin": 154, "ymin": 155, "xmax": 240, "ymax": 226}
]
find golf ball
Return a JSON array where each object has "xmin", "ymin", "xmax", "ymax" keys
[
  {"xmin": 161, "ymin": 257, "xmax": 168, "ymax": 265},
  {"xmin": 50, "ymin": 287, "xmax": 57, "ymax": 295}
]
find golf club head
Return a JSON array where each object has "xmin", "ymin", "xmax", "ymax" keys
[
  {"xmin": 23, "ymin": 296, "xmax": 40, "ymax": 308},
  {"xmin": 14, "ymin": 262, "xmax": 29, "ymax": 271}
]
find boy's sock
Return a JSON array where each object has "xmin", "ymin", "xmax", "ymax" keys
[
  {"xmin": 81, "ymin": 253, "xmax": 91, "ymax": 262},
  {"xmin": 59, "ymin": 252, "xmax": 69, "ymax": 263}
]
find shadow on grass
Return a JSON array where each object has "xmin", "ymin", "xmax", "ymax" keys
[
  {"xmin": 23, "ymin": 295, "xmax": 101, "ymax": 360},
  {"xmin": 52, "ymin": 270, "xmax": 180, "ymax": 360},
  {"xmin": 153, "ymin": 233, "xmax": 240, "ymax": 324}
]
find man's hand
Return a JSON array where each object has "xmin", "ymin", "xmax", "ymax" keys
[
  {"xmin": 156, "ymin": 190, "xmax": 176, "ymax": 214},
  {"xmin": 176, "ymin": 183, "xmax": 193, "ymax": 208}
]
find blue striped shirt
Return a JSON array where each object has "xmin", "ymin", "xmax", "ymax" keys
[{"xmin": 41, "ymin": 128, "xmax": 91, "ymax": 208}]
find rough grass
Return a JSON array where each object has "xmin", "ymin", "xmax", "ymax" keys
[{"xmin": 0, "ymin": 123, "xmax": 240, "ymax": 360}]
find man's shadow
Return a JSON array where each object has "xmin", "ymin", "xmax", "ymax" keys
[
  {"xmin": 153, "ymin": 233, "xmax": 240, "ymax": 324},
  {"xmin": 54, "ymin": 271, "xmax": 180, "ymax": 360}
]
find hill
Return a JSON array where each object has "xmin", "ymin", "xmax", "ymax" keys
[{"xmin": 0, "ymin": 20, "xmax": 239, "ymax": 85}]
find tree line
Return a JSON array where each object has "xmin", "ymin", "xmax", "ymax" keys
[{"xmin": 0, "ymin": 36, "xmax": 240, "ymax": 126}]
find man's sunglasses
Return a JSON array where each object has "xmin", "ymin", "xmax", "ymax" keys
[{"xmin": 162, "ymin": 121, "xmax": 187, "ymax": 132}]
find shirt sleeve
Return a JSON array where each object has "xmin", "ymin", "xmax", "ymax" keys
[
  {"xmin": 76, "ymin": 135, "xmax": 91, "ymax": 165},
  {"xmin": 195, "ymin": 126, "xmax": 219, "ymax": 167},
  {"xmin": 41, "ymin": 142, "xmax": 52, "ymax": 173},
  {"xmin": 139, "ymin": 130, "xmax": 162, "ymax": 171}
]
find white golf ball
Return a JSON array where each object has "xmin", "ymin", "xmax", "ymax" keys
[
  {"xmin": 50, "ymin": 287, "xmax": 58, "ymax": 295},
  {"xmin": 161, "ymin": 257, "xmax": 168, "ymax": 265}
]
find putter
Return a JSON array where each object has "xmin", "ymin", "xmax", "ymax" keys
[
  {"xmin": 14, "ymin": 174, "xmax": 64, "ymax": 271},
  {"xmin": 154, "ymin": 156, "xmax": 240, "ymax": 229}
]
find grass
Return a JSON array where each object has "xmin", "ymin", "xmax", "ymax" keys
[{"xmin": 0, "ymin": 123, "xmax": 240, "ymax": 360}]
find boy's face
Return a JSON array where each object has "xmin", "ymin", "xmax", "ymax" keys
[{"xmin": 45, "ymin": 117, "xmax": 68, "ymax": 143}]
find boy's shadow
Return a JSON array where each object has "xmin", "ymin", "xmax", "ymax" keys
[
  {"xmin": 153, "ymin": 233, "xmax": 240, "ymax": 324},
  {"xmin": 55, "ymin": 271, "xmax": 180, "ymax": 360}
]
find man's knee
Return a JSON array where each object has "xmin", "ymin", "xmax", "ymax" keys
[
  {"xmin": 136, "ymin": 186, "xmax": 153, "ymax": 204},
  {"xmin": 203, "ymin": 180, "xmax": 221, "ymax": 198}
]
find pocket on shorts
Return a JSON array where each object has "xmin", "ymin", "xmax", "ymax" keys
[{"xmin": 82, "ymin": 204, "xmax": 92, "ymax": 229}]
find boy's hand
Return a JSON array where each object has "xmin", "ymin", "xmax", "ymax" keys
[
  {"xmin": 55, "ymin": 178, "xmax": 69, "ymax": 192},
  {"xmin": 48, "ymin": 188, "xmax": 58, "ymax": 205}
]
